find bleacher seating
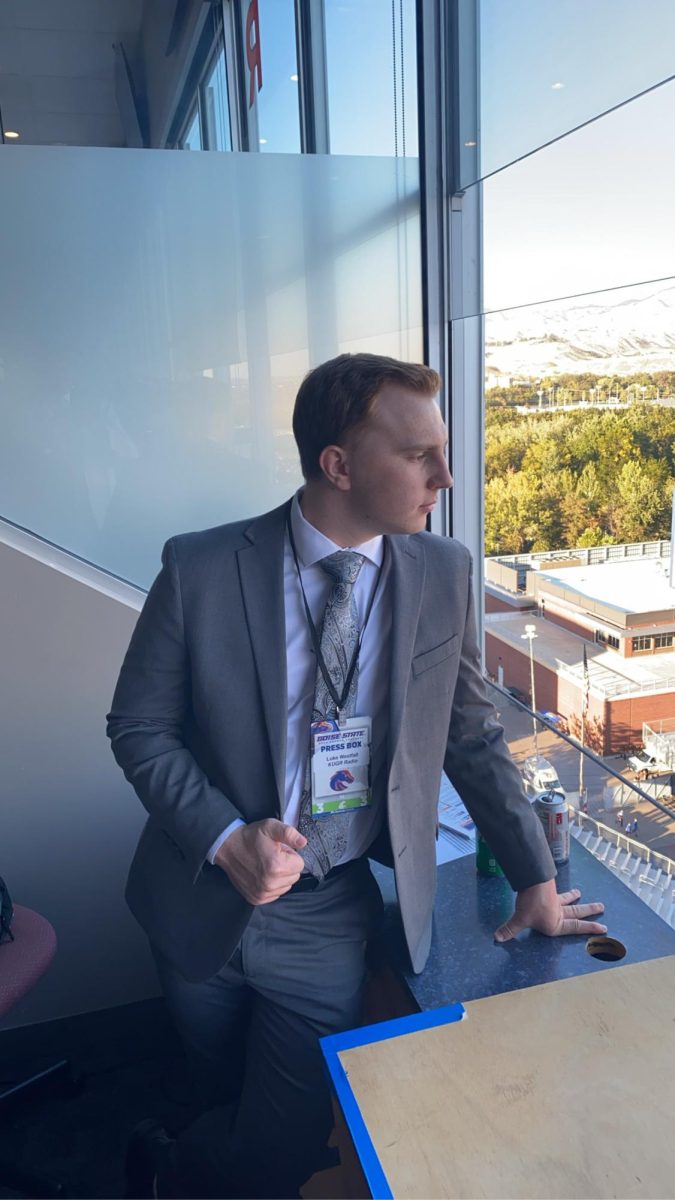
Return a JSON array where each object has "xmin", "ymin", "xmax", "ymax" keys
[{"xmin": 570, "ymin": 822, "xmax": 675, "ymax": 931}]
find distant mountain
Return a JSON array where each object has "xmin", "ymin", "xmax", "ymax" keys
[{"xmin": 486, "ymin": 283, "xmax": 675, "ymax": 382}]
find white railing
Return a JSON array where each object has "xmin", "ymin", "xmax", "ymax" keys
[
  {"xmin": 488, "ymin": 540, "xmax": 671, "ymax": 571},
  {"xmin": 569, "ymin": 807, "xmax": 675, "ymax": 879},
  {"xmin": 558, "ymin": 660, "xmax": 675, "ymax": 700},
  {"xmin": 605, "ymin": 779, "xmax": 673, "ymax": 808}
]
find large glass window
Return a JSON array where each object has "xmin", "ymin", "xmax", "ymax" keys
[
  {"xmin": 482, "ymin": 277, "xmax": 675, "ymax": 558},
  {"xmin": 324, "ymin": 0, "xmax": 418, "ymax": 156},
  {"xmin": 0, "ymin": 150, "xmax": 421, "ymax": 586},
  {"xmin": 201, "ymin": 47, "xmax": 232, "ymax": 152},
  {"xmin": 453, "ymin": 2, "xmax": 675, "ymax": 766},
  {"xmin": 459, "ymin": 0, "xmax": 675, "ymax": 188},
  {"xmin": 0, "ymin": 0, "xmax": 423, "ymax": 588},
  {"xmin": 253, "ymin": 0, "xmax": 301, "ymax": 153}
]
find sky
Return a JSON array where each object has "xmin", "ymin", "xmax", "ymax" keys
[
  {"xmin": 459, "ymin": 1, "xmax": 675, "ymax": 320},
  {"xmin": 252, "ymin": 0, "xmax": 418, "ymax": 157},
  {"xmin": 476, "ymin": 0, "xmax": 675, "ymax": 184},
  {"xmin": 480, "ymin": 74, "xmax": 675, "ymax": 315}
]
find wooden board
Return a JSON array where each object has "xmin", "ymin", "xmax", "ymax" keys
[{"xmin": 338, "ymin": 955, "xmax": 675, "ymax": 1199}]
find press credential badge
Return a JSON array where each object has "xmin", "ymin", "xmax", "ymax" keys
[{"xmin": 310, "ymin": 717, "xmax": 372, "ymax": 816}]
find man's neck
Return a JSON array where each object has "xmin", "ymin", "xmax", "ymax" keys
[{"xmin": 299, "ymin": 485, "xmax": 374, "ymax": 548}]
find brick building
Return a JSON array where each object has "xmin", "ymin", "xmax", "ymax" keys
[{"xmin": 485, "ymin": 542, "xmax": 675, "ymax": 754}]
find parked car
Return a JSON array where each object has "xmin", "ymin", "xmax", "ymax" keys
[
  {"xmin": 505, "ymin": 686, "xmax": 529, "ymax": 706},
  {"xmin": 522, "ymin": 755, "xmax": 566, "ymax": 798},
  {"xmin": 626, "ymin": 749, "xmax": 661, "ymax": 778}
]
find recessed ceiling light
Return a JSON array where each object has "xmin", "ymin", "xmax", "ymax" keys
[
  {"xmin": 290, "ymin": 74, "xmax": 298, "ymax": 82},
  {"xmin": 4, "ymin": 130, "xmax": 20, "ymax": 139},
  {"xmin": 259, "ymin": 137, "xmax": 267, "ymax": 144},
  {"xmin": 551, "ymin": 82, "xmax": 565, "ymax": 89},
  {"xmin": 464, "ymin": 140, "xmax": 477, "ymax": 147}
]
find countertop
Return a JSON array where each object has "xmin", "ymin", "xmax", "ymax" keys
[{"xmin": 372, "ymin": 838, "xmax": 675, "ymax": 1010}]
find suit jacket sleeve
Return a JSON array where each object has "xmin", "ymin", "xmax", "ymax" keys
[
  {"xmin": 106, "ymin": 538, "xmax": 245, "ymax": 881},
  {"xmin": 443, "ymin": 555, "xmax": 556, "ymax": 892}
]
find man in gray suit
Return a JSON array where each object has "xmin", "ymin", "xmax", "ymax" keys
[{"xmin": 108, "ymin": 353, "xmax": 605, "ymax": 1198}]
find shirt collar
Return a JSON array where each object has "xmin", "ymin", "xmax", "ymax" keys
[{"xmin": 290, "ymin": 490, "xmax": 384, "ymax": 569}]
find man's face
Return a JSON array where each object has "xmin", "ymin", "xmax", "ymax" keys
[{"xmin": 341, "ymin": 384, "xmax": 453, "ymax": 536}]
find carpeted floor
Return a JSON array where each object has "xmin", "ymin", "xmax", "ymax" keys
[{"xmin": 0, "ymin": 999, "xmax": 192, "ymax": 1199}]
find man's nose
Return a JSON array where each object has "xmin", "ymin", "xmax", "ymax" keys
[{"xmin": 433, "ymin": 459, "xmax": 453, "ymax": 489}]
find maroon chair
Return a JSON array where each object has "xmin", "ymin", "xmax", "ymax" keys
[{"xmin": 1, "ymin": 905, "xmax": 75, "ymax": 1198}]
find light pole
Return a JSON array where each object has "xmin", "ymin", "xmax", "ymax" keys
[{"xmin": 521, "ymin": 623, "xmax": 539, "ymax": 760}]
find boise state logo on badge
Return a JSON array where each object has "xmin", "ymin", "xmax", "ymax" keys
[{"xmin": 330, "ymin": 769, "xmax": 355, "ymax": 792}]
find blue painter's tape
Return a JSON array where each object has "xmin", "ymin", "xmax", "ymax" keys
[{"xmin": 321, "ymin": 1002, "xmax": 466, "ymax": 1199}]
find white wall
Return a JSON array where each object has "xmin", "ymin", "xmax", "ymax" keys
[{"xmin": 0, "ymin": 535, "xmax": 158, "ymax": 1028}]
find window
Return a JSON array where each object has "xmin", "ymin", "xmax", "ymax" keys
[
  {"xmin": 654, "ymin": 634, "xmax": 674, "ymax": 649},
  {"xmin": 324, "ymin": 0, "xmax": 418, "ymax": 155},
  {"xmin": 180, "ymin": 108, "xmax": 202, "ymax": 151},
  {"xmin": 632, "ymin": 636, "xmax": 652, "ymax": 652},
  {"xmin": 202, "ymin": 48, "xmax": 232, "ymax": 152},
  {"xmin": 595, "ymin": 630, "xmax": 620, "ymax": 649},
  {"xmin": 172, "ymin": 11, "xmax": 232, "ymax": 153},
  {"xmin": 253, "ymin": 0, "xmax": 301, "ymax": 153}
]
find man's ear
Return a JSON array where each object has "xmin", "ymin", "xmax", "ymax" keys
[{"xmin": 318, "ymin": 445, "xmax": 351, "ymax": 491}]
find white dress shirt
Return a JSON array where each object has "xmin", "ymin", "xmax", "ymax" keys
[{"xmin": 208, "ymin": 491, "xmax": 392, "ymax": 865}]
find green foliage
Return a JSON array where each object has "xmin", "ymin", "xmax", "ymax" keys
[{"xmin": 485, "ymin": 387, "xmax": 675, "ymax": 555}]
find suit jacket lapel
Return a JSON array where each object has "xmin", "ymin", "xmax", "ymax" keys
[
  {"xmin": 387, "ymin": 534, "xmax": 426, "ymax": 766},
  {"xmin": 236, "ymin": 502, "xmax": 290, "ymax": 815}
]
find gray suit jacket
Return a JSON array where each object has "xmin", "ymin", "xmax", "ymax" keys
[{"xmin": 107, "ymin": 500, "xmax": 555, "ymax": 982}]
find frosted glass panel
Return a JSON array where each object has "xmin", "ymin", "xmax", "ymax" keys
[{"xmin": 0, "ymin": 147, "xmax": 421, "ymax": 586}]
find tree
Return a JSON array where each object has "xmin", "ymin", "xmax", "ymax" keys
[
  {"xmin": 610, "ymin": 459, "xmax": 671, "ymax": 542},
  {"xmin": 484, "ymin": 381, "xmax": 675, "ymax": 554}
]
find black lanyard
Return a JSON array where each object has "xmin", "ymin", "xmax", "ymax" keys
[{"xmin": 286, "ymin": 507, "xmax": 385, "ymax": 720}]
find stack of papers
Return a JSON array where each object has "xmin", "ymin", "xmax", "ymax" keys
[{"xmin": 436, "ymin": 776, "xmax": 475, "ymax": 864}]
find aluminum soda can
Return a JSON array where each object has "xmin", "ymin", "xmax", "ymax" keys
[
  {"xmin": 475, "ymin": 831, "xmax": 505, "ymax": 877},
  {"xmin": 534, "ymin": 790, "xmax": 570, "ymax": 865}
]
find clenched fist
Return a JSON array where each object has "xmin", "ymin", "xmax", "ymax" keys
[{"xmin": 215, "ymin": 818, "xmax": 308, "ymax": 905}]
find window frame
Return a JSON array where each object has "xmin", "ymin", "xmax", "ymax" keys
[{"xmin": 169, "ymin": 5, "xmax": 233, "ymax": 152}]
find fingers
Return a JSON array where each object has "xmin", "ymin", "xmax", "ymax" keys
[
  {"xmin": 246, "ymin": 868, "xmax": 304, "ymax": 906},
  {"xmin": 559, "ymin": 916, "xmax": 608, "ymax": 936},
  {"xmin": 494, "ymin": 887, "xmax": 608, "ymax": 943},
  {"xmin": 558, "ymin": 889, "xmax": 604, "ymax": 913},
  {"xmin": 251, "ymin": 883, "xmax": 299, "ymax": 905},
  {"xmin": 266, "ymin": 820, "xmax": 308, "ymax": 850},
  {"xmin": 562, "ymin": 901, "xmax": 605, "ymax": 920},
  {"xmin": 494, "ymin": 917, "xmax": 524, "ymax": 943}
]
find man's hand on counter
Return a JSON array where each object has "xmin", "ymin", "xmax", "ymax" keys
[{"xmin": 493, "ymin": 879, "xmax": 606, "ymax": 942}]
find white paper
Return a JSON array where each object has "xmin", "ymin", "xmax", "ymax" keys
[{"xmin": 436, "ymin": 775, "xmax": 476, "ymax": 865}]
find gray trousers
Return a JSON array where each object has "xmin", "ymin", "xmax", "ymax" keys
[{"xmin": 152, "ymin": 858, "xmax": 384, "ymax": 1199}]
